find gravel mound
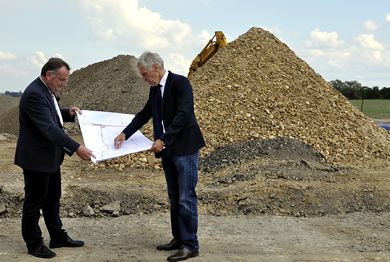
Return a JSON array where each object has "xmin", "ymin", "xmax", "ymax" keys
[
  {"xmin": 200, "ymin": 137, "xmax": 325, "ymax": 172},
  {"xmin": 0, "ymin": 106, "xmax": 19, "ymax": 134},
  {"xmin": 61, "ymin": 54, "xmax": 149, "ymax": 114},
  {"xmin": 0, "ymin": 96, "xmax": 19, "ymax": 115},
  {"xmin": 0, "ymin": 96, "xmax": 20, "ymax": 134},
  {"xmin": 191, "ymin": 27, "xmax": 390, "ymax": 164}
]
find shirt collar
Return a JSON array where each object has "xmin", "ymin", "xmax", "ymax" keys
[
  {"xmin": 159, "ymin": 70, "xmax": 168, "ymax": 87},
  {"xmin": 39, "ymin": 76, "xmax": 53, "ymax": 95}
]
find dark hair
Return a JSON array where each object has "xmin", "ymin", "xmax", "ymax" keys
[{"xmin": 40, "ymin": 57, "xmax": 70, "ymax": 76}]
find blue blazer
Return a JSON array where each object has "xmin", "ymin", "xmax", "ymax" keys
[
  {"xmin": 122, "ymin": 71, "xmax": 205, "ymax": 156},
  {"xmin": 14, "ymin": 77, "xmax": 80, "ymax": 173}
]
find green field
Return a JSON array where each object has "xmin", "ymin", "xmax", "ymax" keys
[{"xmin": 350, "ymin": 99, "xmax": 390, "ymax": 119}]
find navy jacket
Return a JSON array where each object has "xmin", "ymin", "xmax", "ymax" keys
[
  {"xmin": 14, "ymin": 77, "xmax": 80, "ymax": 173},
  {"xmin": 122, "ymin": 71, "xmax": 205, "ymax": 156}
]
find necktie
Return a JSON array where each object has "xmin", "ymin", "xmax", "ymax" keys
[
  {"xmin": 154, "ymin": 85, "xmax": 164, "ymax": 139},
  {"xmin": 51, "ymin": 93, "xmax": 64, "ymax": 127}
]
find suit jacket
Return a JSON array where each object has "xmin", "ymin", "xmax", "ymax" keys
[
  {"xmin": 14, "ymin": 77, "xmax": 80, "ymax": 173},
  {"xmin": 122, "ymin": 71, "xmax": 205, "ymax": 156}
]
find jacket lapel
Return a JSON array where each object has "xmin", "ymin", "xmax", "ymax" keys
[{"xmin": 37, "ymin": 77, "xmax": 62, "ymax": 127}]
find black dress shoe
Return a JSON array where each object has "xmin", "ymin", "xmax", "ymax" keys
[
  {"xmin": 167, "ymin": 247, "xmax": 199, "ymax": 261},
  {"xmin": 157, "ymin": 238, "xmax": 181, "ymax": 251},
  {"xmin": 28, "ymin": 245, "xmax": 56, "ymax": 259},
  {"xmin": 49, "ymin": 237, "xmax": 84, "ymax": 248}
]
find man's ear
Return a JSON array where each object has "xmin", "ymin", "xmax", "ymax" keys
[{"xmin": 45, "ymin": 71, "xmax": 52, "ymax": 79}]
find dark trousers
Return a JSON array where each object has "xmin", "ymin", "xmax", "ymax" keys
[
  {"xmin": 22, "ymin": 169, "xmax": 66, "ymax": 250},
  {"xmin": 162, "ymin": 149, "xmax": 199, "ymax": 252}
]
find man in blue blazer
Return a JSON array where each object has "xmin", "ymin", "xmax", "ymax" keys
[
  {"xmin": 14, "ymin": 58, "xmax": 95, "ymax": 259},
  {"xmin": 114, "ymin": 51, "xmax": 205, "ymax": 261}
]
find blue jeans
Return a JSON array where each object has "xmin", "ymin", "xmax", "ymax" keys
[{"xmin": 162, "ymin": 149, "xmax": 199, "ymax": 252}]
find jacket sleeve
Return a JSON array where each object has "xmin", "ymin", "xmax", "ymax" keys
[
  {"xmin": 160, "ymin": 77, "xmax": 194, "ymax": 145},
  {"xmin": 61, "ymin": 107, "xmax": 75, "ymax": 122},
  {"xmin": 122, "ymin": 95, "xmax": 152, "ymax": 140},
  {"xmin": 24, "ymin": 92, "xmax": 80, "ymax": 155}
]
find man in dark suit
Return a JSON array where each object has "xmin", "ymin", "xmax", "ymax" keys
[
  {"xmin": 114, "ymin": 51, "xmax": 205, "ymax": 261},
  {"xmin": 14, "ymin": 58, "xmax": 95, "ymax": 259}
]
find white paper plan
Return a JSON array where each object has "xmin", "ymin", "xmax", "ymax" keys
[{"xmin": 77, "ymin": 110, "xmax": 153, "ymax": 163}]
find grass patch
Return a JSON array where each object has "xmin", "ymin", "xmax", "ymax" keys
[{"xmin": 350, "ymin": 99, "xmax": 390, "ymax": 119}]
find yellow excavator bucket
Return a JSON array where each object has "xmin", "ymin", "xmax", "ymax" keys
[{"xmin": 188, "ymin": 31, "xmax": 227, "ymax": 80}]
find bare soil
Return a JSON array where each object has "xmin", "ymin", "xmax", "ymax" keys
[
  {"xmin": 1, "ymin": 135, "xmax": 390, "ymax": 261},
  {"xmin": 1, "ymin": 213, "xmax": 390, "ymax": 261}
]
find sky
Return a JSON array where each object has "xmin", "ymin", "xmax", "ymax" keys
[{"xmin": 0, "ymin": 0, "xmax": 390, "ymax": 93}]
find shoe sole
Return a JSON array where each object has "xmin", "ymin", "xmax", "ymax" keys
[
  {"xmin": 167, "ymin": 252, "xmax": 199, "ymax": 261},
  {"xmin": 28, "ymin": 251, "xmax": 56, "ymax": 259},
  {"xmin": 49, "ymin": 243, "xmax": 84, "ymax": 249},
  {"xmin": 156, "ymin": 247, "xmax": 181, "ymax": 251}
]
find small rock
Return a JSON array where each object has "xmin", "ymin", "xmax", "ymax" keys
[
  {"xmin": 0, "ymin": 134, "xmax": 7, "ymax": 141},
  {"xmin": 0, "ymin": 203, "xmax": 7, "ymax": 214},
  {"xmin": 102, "ymin": 200, "xmax": 121, "ymax": 214},
  {"xmin": 82, "ymin": 204, "xmax": 94, "ymax": 217},
  {"xmin": 18, "ymin": 194, "xmax": 24, "ymax": 201},
  {"xmin": 112, "ymin": 210, "xmax": 120, "ymax": 217}
]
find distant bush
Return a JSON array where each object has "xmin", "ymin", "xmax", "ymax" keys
[
  {"xmin": 1, "ymin": 91, "xmax": 23, "ymax": 97},
  {"xmin": 329, "ymin": 79, "xmax": 390, "ymax": 99}
]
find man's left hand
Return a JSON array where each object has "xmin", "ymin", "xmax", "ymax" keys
[
  {"xmin": 150, "ymin": 139, "xmax": 164, "ymax": 153},
  {"xmin": 69, "ymin": 106, "xmax": 81, "ymax": 116}
]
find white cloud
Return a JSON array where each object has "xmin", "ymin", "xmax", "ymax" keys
[
  {"xmin": 0, "ymin": 51, "xmax": 16, "ymax": 60},
  {"xmin": 28, "ymin": 51, "xmax": 48, "ymax": 68},
  {"xmin": 164, "ymin": 53, "xmax": 191, "ymax": 76},
  {"xmin": 78, "ymin": 0, "xmax": 194, "ymax": 51},
  {"xmin": 76, "ymin": 0, "xmax": 213, "ymax": 77},
  {"xmin": 301, "ymin": 27, "xmax": 390, "ymax": 85},
  {"xmin": 386, "ymin": 13, "xmax": 390, "ymax": 23},
  {"xmin": 27, "ymin": 51, "xmax": 65, "ymax": 68},
  {"xmin": 357, "ymin": 34, "xmax": 384, "ymax": 50},
  {"xmin": 308, "ymin": 49, "xmax": 325, "ymax": 57},
  {"xmin": 363, "ymin": 20, "xmax": 378, "ymax": 31},
  {"xmin": 53, "ymin": 53, "xmax": 65, "ymax": 59},
  {"xmin": 305, "ymin": 28, "xmax": 344, "ymax": 48},
  {"xmin": 0, "ymin": 64, "xmax": 30, "ymax": 77},
  {"xmin": 197, "ymin": 30, "xmax": 213, "ymax": 47}
]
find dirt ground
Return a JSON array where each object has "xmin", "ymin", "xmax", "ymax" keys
[
  {"xmin": 1, "ymin": 212, "xmax": 390, "ymax": 261},
  {"xmin": 1, "ymin": 135, "xmax": 390, "ymax": 261}
]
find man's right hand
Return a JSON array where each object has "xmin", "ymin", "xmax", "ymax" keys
[
  {"xmin": 76, "ymin": 145, "xmax": 95, "ymax": 161},
  {"xmin": 114, "ymin": 133, "xmax": 126, "ymax": 149}
]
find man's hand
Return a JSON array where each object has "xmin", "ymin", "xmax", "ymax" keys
[
  {"xmin": 150, "ymin": 139, "xmax": 164, "ymax": 153},
  {"xmin": 76, "ymin": 145, "xmax": 95, "ymax": 161},
  {"xmin": 69, "ymin": 106, "xmax": 81, "ymax": 117},
  {"xmin": 114, "ymin": 133, "xmax": 126, "ymax": 149}
]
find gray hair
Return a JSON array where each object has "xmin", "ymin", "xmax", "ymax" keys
[{"xmin": 137, "ymin": 51, "xmax": 164, "ymax": 70}]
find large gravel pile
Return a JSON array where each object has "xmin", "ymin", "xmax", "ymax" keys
[
  {"xmin": 61, "ymin": 54, "xmax": 149, "ymax": 114},
  {"xmin": 0, "ymin": 96, "xmax": 20, "ymax": 134},
  {"xmin": 191, "ymin": 27, "xmax": 390, "ymax": 164},
  {"xmin": 0, "ymin": 96, "xmax": 19, "ymax": 115}
]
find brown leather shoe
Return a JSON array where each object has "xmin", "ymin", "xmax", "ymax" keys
[
  {"xmin": 157, "ymin": 238, "xmax": 181, "ymax": 251},
  {"xmin": 167, "ymin": 247, "xmax": 199, "ymax": 261}
]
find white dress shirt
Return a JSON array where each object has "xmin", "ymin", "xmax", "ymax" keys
[
  {"xmin": 39, "ymin": 76, "xmax": 64, "ymax": 127},
  {"xmin": 158, "ymin": 70, "xmax": 169, "ymax": 132}
]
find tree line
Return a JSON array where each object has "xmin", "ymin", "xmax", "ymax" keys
[
  {"xmin": 329, "ymin": 80, "xmax": 390, "ymax": 99},
  {"xmin": 0, "ymin": 91, "xmax": 23, "ymax": 97}
]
